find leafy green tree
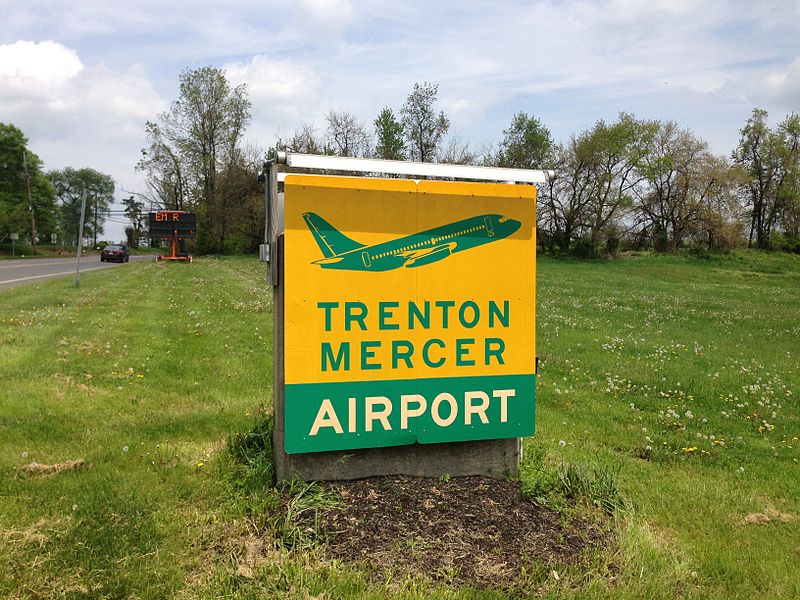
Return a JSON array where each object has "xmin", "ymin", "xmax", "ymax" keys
[
  {"xmin": 733, "ymin": 109, "xmax": 780, "ymax": 249},
  {"xmin": 732, "ymin": 109, "xmax": 800, "ymax": 249},
  {"xmin": 538, "ymin": 114, "xmax": 646, "ymax": 255},
  {"xmin": 49, "ymin": 168, "xmax": 115, "ymax": 246},
  {"xmin": 122, "ymin": 194, "xmax": 146, "ymax": 248},
  {"xmin": 495, "ymin": 112, "xmax": 554, "ymax": 169},
  {"xmin": 635, "ymin": 120, "xmax": 721, "ymax": 251},
  {"xmin": 138, "ymin": 66, "xmax": 251, "ymax": 253},
  {"xmin": 0, "ymin": 123, "xmax": 57, "ymax": 247},
  {"xmin": 774, "ymin": 113, "xmax": 800, "ymax": 249},
  {"xmin": 373, "ymin": 107, "xmax": 405, "ymax": 160},
  {"xmin": 400, "ymin": 82, "xmax": 450, "ymax": 162}
]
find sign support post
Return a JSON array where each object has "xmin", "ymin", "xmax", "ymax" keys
[{"xmin": 74, "ymin": 188, "xmax": 87, "ymax": 288}]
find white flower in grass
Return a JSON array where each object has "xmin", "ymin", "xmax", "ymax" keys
[{"xmin": 559, "ymin": 440, "xmax": 566, "ymax": 448}]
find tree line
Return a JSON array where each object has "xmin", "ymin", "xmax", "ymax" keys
[
  {"xmin": 1, "ymin": 122, "xmax": 116, "ymax": 251},
  {"xmin": 4, "ymin": 65, "xmax": 797, "ymax": 256},
  {"xmin": 138, "ymin": 66, "xmax": 800, "ymax": 256}
]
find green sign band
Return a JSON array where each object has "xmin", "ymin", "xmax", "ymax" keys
[{"xmin": 284, "ymin": 373, "xmax": 536, "ymax": 454}]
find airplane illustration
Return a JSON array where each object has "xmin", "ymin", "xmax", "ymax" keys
[{"xmin": 303, "ymin": 212, "xmax": 522, "ymax": 271}]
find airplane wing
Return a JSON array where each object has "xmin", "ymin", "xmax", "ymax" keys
[{"xmin": 399, "ymin": 242, "xmax": 457, "ymax": 268}]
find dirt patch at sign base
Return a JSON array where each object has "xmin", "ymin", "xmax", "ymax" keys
[{"xmin": 313, "ymin": 476, "xmax": 608, "ymax": 589}]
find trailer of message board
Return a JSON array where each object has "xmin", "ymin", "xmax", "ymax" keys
[
  {"xmin": 148, "ymin": 211, "xmax": 196, "ymax": 262},
  {"xmin": 271, "ymin": 167, "xmax": 537, "ymax": 481}
]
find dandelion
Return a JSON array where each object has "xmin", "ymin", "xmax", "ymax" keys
[
  {"xmin": 122, "ymin": 445, "xmax": 129, "ymax": 452},
  {"xmin": 559, "ymin": 440, "xmax": 566, "ymax": 448}
]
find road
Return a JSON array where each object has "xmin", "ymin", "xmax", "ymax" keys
[{"xmin": 0, "ymin": 255, "xmax": 153, "ymax": 290}]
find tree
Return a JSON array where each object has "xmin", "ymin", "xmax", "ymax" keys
[
  {"xmin": 49, "ymin": 168, "xmax": 114, "ymax": 246},
  {"xmin": 138, "ymin": 121, "xmax": 189, "ymax": 210},
  {"xmin": 774, "ymin": 113, "xmax": 800, "ymax": 249},
  {"xmin": 581, "ymin": 114, "xmax": 646, "ymax": 249},
  {"xmin": 437, "ymin": 134, "xmax": 478, "ymax": 165},
  {"xmin": 400, "ymin": 82, "xmax": 450, "ymax": 162},
  {"xmin": 537, "ymin": 140, "xmax": 596, "ymax": 252},
  {"xmin": 138, "ymin": 66, "xmax": 251, "ymax": 253},
  {"xmin": 635, "ymin": 121, "xmax": 721, "ymax": 251},
  {"xmin": 122, "ymin": 195, "xmax": 146, "ymax": 248},
  {"xmin": 495, "ymin": 112, "xmax": 554, "ymax": 169},
  {"xmin": 213, "ymin": 143, "xmax": 267, "ymax": 253},
  {"xmin": 732, "ymin": 108, "xmax": 800, "ymax": 249},
  {"xmin": 0, "ymin": 123, "xmax": 57, "ymax": 248},
  {"xmin": 283, "ymin": 123, "xmax": 327, "ymax": 155},
  {"xmin": 373, "ymin": 107, "xmax": 405, "ymax": 160},
  {"xmin": 325, "ymin": 109, "xmax": 371, "ymax": 157},
  {"xmin": 537, "ymin": 114, "xmax": 646, "ymax": 255}
]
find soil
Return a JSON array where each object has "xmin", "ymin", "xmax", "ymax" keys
[{"xmin": 310, "ymin": 475, "xmax": 608, "ymax": 589}]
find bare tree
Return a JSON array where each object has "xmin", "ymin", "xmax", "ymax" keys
[
  {"xmin": 400, "ymin": 82, "xmax": 450, "ymax": 162},
  {"xmin": 437, "ymin": 134, "xmax": 478, "ymax": 165},
  {"xmin": 285, "ymin": 123, "xmax": 327, "ymax": 155},
  {"xmin": 325, "ymin": 109, "xmax": 371, "ymax": 157}
]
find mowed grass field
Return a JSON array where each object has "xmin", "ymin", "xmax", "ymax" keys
[{"xmin": 0, "ymin": 252, "xmax": 798, "ymax": 598}]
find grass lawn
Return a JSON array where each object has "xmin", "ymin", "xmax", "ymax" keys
[{"xmin": 0, "ymin": 252, "xmax": 798, "ymax": 598}]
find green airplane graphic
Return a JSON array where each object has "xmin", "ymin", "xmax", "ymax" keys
[{"xmin": 303, "ymin": 212, "xmax": 522, "ymax": 271}]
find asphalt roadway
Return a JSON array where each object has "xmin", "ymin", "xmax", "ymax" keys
[{"xmin": 0, "ymin": 255, "xmax": 153, "ymax": 290}]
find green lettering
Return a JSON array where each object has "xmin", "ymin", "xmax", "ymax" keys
[
  {"xmin": 459, "ymin": 300, "xmax": 480, "ymax": 328},
  {"xmin": 489, "ymin": 300, "xmax": 509, "ymax": 328},
  {"xmin": 485, "ymin": 338, "xmax": 506, "ymax": 365},
  {"xmin": 435, "ymin": 300, "xmax": 456, "ymax": 328},
  {"xmin": 317, "ymin": 301, "xmax": 339, "ymax": 332},
  {"xmin": 408, "ymin": 301, "xmax": 430, "ymax": 329},
  {"xmin": 361, "ymin": 340, "xmax": 381, "ymax": 370},
  {"xmin": 379, "ymin": 301, "xmax": 400, "ymax": 330},
  {"xmin": 345, "ymin": 301, "xmax": 368, "ymax": 331},
  {"xmin": 321, "ymin": 342, "xmax": 350, "ymax": 372},
  {"xmin": 456, "ymin": 338, "xmax": 476, "ymax": 366},
  {"xmin": 422, "ymin": 338, "xmax": 446, "ymax": 368},
  {"xmin": 392, "ymin": 340, "xmax": 414, "ymax": 368}
]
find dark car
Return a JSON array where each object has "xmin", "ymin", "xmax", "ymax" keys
[{"xmin": 101, "ymin": 244, "xmax": 129, "ymax": 263}]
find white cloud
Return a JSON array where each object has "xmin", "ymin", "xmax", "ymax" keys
[
  {"xmin": 0, "ymin": 40, "xmax": 83, "ymax": 99},
  {"xmin": 0, "ymin": 40, "xmax": 165, "ymax": 228},
  {"xmin": 297, "ymin": 0, "xmax": 354, "ymax": 26},
  {"xmin": 763, "ymin": 56, "xmax": 800, "ymax": 108},
  {"xmin": 224, "ymin": 54, "xmax": 322, "ymax": 144}
]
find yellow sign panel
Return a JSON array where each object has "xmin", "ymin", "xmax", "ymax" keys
[{"xmin": 284, "ymin": 175, "xmax": 536, "ymax": 453}]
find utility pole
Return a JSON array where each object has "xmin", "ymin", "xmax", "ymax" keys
[
  {"xmin": 74, "ymin": 187, "xmax": 87, "ymax": 288},
  {"xmin": 22, "ymin": 150, "xmax": 37, "ymax": 255},
  {"xmin": 93, "ymin": 193, "xmax": 98, "ymax": 248}
]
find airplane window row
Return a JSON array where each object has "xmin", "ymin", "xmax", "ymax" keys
[{"xmin": 371, "ymin": 226, "xmax": 483, "ymax": 261}]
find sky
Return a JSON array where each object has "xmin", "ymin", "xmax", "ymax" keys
[{"xmin": 1, "ymin": 0, "xmax": 799, "ymax": 241}]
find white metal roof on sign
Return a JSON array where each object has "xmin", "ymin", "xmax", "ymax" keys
[{"xmin": 276, "ymin": 151, "xmax": 551, "ymax": 184}]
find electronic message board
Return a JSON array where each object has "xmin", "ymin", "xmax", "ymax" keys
[
  {"xmin": 283, "ymin": 175, "xmax": 536, "ymax": 454},
  {"xmin": 148, "ymin": 211, "xmax": 197, "ymax": 239}
]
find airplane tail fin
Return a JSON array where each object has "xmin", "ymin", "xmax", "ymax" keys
[{"xmin": 302, "ymin": 212, "xmax": 365, "ymax": 258}]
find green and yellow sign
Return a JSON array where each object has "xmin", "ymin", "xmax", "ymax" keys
[{"xmin": 284, "ymin": 175, "xmax": 536, "ymax": 454}]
